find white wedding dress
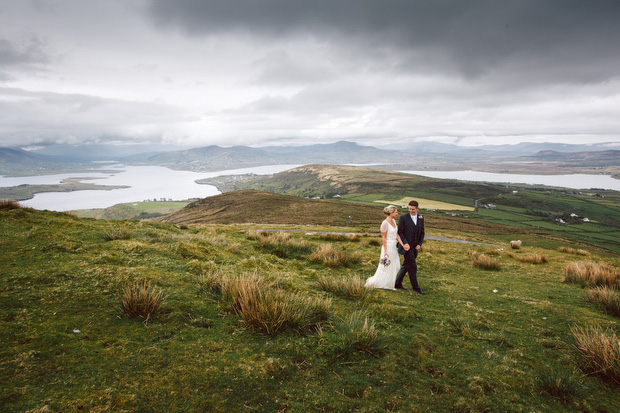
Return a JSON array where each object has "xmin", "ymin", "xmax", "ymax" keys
[{"xmin": 365, "ymin": 220, "xmax": 401, "ymax": 290}]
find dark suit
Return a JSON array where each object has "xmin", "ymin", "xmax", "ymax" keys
[{"xmin": 395, "ymin": 213, "xmax": 425, "ymax": 290}]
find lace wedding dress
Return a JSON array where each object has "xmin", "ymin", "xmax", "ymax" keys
[{"xmin": 365, "ymin": 220, "xmax": 401, "ymax": 290}]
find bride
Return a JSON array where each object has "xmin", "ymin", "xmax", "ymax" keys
[{"xmin": 365, "ymin": 205, "xmax": 404, "ymax": 290}]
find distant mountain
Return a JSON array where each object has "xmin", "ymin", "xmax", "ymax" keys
[
  {"xmin": 530, "ymin": 150, "xmax": 620, "ymax": 165},
  {"xmin": 146, "ymin": 145, "xmax": 284, "ymax": 169},
  {"xmin": 379, "ymin": 141, "xmax": 620, "ymax": 156},
  {"xmin": 28, "ymin": 143, "xmax": 185, "ymax": 161},
  {"xmin": 145, "ymin": 141, "xmax": 408, "ymax": 171},
  {"xmin": 0, "ymin": 147, "xmax": 69, "ymax": 175}
]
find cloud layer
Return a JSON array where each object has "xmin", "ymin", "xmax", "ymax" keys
[{"xmin": 0, "ymin": 0, "xmax": 619, "ymax": 148}]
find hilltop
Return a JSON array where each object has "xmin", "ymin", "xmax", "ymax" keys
[
  {"xmin": 227, "ymin": 164, "xmax": 501, "ymax": 200},
  {"xmin": 2, "ymin": 204, "xmax": 620, "ymax": 411}
]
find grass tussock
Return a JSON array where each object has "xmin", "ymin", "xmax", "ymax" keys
[
  {"xmin": 233, "ymin": 282, "xmax": 331, "ymax": 336},
  {"xmin": 571, "ymin": 325, "xmax": 620, "ymax": 385},
  {"xmin": 310, "ymin": 244, "xmax": 360, "ymax": 268},
  {"xmin": 256, "ymin": 231, "xmax": 313, "ymax": 258},
  {"xmin": 563, "ymin": 261, "xmax": 620, "ymax": 289},
  {"xmin": 335, "ymin": 311, "xmax": 385, "ymax": 359},
  {"xmin": 585, "ymin": 287, "xmax": 620, "ymax": 317},
  {"xmin": 469, "ymin": 250, "xmax": 501, "ymax": 271},
  {"xmin": 103, "ymin": 227, "xmax": 132, "ymax": 241},
  {"xmin": 317, "ymin": 275, "xmax": 369, "ymax": 299},
  {"xmin": 537, "ymin": 368, "xmax": 584, "ymax": 403},
  {"xmin": 509, "ymin": 253, "xmax": 548, "ymax": 264},
  {"xmin": 0, "ymin": 199, "xmax": 21, "ymax": 210},
  {"xmin": 317, "ymin": 233, "xmax": 361, "ymax": 242},
  {"xmin": 423, "ymin": 243, "xmax": 448, "ymax": 254},
  {"xmin": 120, "ymin": 280, "xmax": 167, "ymax": 322},
  {"xmin": 205, "ymin": 271, "xmax": 331, "ymax": 336},
  {"xmin": 558, "ymin": 246, "xmax": 591, "ymax": 256}
]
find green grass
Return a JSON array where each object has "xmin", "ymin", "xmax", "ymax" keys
[
  {"xmin": 2, "ymin": 207, "xmax": 620, "ymax": 411},
  {"xmin": 73, "ymin": 200, "xmax": 194, "ymax": 220}
]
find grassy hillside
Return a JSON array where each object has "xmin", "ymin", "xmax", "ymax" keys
[
  {"xmin": 154, "ymin": 190, "xmax": 582, "ymax": 251},
  {"xmin": 2, "ymin": 203, "xmax": 620, "ymax": 411},
  {"xmin": 73, "ymin": 200, "xmax": 194, "ymax": 220},
  {"xmin": 230, "ymin": 165, "xmax": 620, "ymax": 254}
]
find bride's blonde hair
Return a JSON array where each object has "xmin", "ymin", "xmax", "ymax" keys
[{"xmin": 383, "ymin": 205, "xmax": 397, "ymax": 215}]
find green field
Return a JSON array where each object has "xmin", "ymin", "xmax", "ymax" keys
[
  {"xmin": 73, "ymin": 200, "xmax": 194, "ymax": 220},
  {"xmin": 2, "ymin": 203, "xmax": 620, "ymax": 411}
]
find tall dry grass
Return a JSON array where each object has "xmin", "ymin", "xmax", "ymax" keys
[
  {"xmin": 317, "ymin": 275, "xmax": 369, "ymax": 299},
  {"xmin": 571, "ymin": 325, "xmax": 620, "ymax": 384},
  {"xmin": 563, "ymin": 261, "xmax": 619, "ymax": 288},
  {"xmin": 103, "ymin": 227, "xmax": 132, "ymax": 241},
  {"xmin": 318, "ymin": 233, "xmax": 361, "ymax": 242},
  {"xmin": 558, "ymin": 246, "xmax": 591, "ymax": 256},
  {"xmin": 310, "ymin": 244, "xmax": 360, "ymax": 268},
  {"xmin": 469, "ymin": 250, "xmax": 501, "ymax": 271},
  {"xmin": 119, "ymin": 280, "xmax": 166, "ymax": 322},
  {"xmin": 255, "ymin": 231, "xmax": 312, "ymax": 258},
  {"xmin": 0, "ymin": 199, "xmax": 21, "ymax": 210},
  {"xmin": 206, "ymin": 271, "xmax": 331, "ymax": 336},
  {"xmin": 509, "ymin": 253, "xmax": 548, "ymax": 264},
  {"xmin": 585, "ymin": 287, "xmax": 620, "ymax": 317}
]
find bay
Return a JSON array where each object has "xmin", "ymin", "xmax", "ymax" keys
[
  {"xmin": 2, "ymin": 164, "xmax": 300, "ymax": 211},
  {"xmin": 400, "ymin": 170, "xmax": 620, "ymax": 191}
]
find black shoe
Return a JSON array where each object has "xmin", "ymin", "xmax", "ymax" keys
[
  {"xmin": 395, "ymin": 286, "xmax": 408, "ymax": 290},
  {"xmin": 415, "ymin": 290, "xmax": 426, "ymax": 295}
]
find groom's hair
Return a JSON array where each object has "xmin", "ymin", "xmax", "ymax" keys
[{"xmin": 408, "ymin": 200, "xmax": 419, "ymax": 207}]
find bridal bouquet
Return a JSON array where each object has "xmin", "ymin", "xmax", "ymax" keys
[{"xmin": 380, "ymin": 256, "xmax": 391, "ymax": 266}]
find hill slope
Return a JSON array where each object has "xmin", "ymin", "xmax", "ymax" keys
[
  {"xmin": 233, "ymin": 164, "xmax": 501, "ymax": 200},
  {"xmin": 156, "ymin": 189, "xmax": 384, "ymax": 227},
  {"xmin": 2, "ymin": 206, "xmax": 620, "ymax": 411}
]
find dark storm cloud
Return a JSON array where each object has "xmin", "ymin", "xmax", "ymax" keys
[{"xmin": 146, "ymin": 0, "xmax": 620, "ymax": 83}]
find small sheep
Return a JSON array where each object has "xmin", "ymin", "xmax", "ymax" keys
[{"xmin": 510, "ymin": 240, "xmax": 522, "ymax": 249}]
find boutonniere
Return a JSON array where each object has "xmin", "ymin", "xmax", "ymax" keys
[{"xmin": 419, "ymin": 215, "xmax": 424, "ymax": 219}]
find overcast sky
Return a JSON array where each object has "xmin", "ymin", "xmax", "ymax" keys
[{"xmin": 1, "ymin": 0, "xmax": 620, "ymax": 149}]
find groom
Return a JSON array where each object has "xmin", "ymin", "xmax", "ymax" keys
[{"xmin": 395, "ymin": 200, "xmax": 425, "ymax": 294}]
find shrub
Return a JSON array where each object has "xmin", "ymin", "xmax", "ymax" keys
[
  {"xmin": 537, "ymin": 368, "xmax": 584, "ymax": 403},
  {"xmin": 571, "ymin": 325, "xmax": 620, "ymax": 384},
  {"xmin": 585, "ymin": 287, "xmax": 620, "ymax": 317},
  {"xmin": 310, "ymin": 244, "xmax": 359, "ymax": 268},
  {"xmin": 103, "ymin": 227, "xmax": 132, "ymax": 241},
  {"xmin": 469, "ymin": 250, "xmax": 500, "ymax": 271},
  {"xmin": 120, "ymin": 281, "xmax": 166, "ymax": 322},
  {"xmin": 0, "ymin": 199, "xmax": 21, "ymax": 210},
  {"xmin": 317, "ymin": 275, "xmax": 369, "ymax": 300},
  {"xmin": 335, "ymin": 311, "xmax": 385, "ymax": 359},
  {"xmin": 563, "ymin": 261, "xmax": 619, "ymax": 288}
]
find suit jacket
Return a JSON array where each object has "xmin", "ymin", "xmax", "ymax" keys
[{"xmin": 397, "ymin": 213, "xmax": 425, "ymax": 255}]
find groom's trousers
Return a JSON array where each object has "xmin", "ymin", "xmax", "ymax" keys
[{"xmin": 395, "ymin": 249, "xmax": 420, "ymax": 291}]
